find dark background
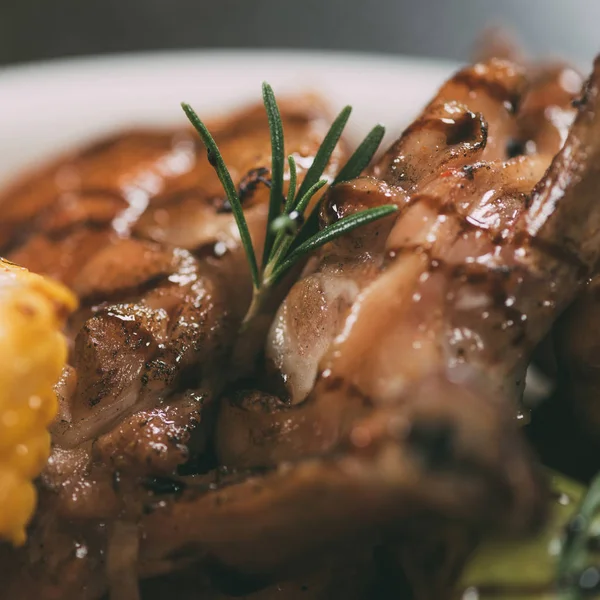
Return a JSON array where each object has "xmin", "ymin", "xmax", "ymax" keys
[{"xmin": 0, "ymin": 0, "xmax": 598, "ymax": 68}]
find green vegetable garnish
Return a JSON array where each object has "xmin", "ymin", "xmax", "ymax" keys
[
  {"xmin": 457, "ymin": 472, "xmax": 600, "ymax": 599},
  {"xmin": 558, "ymin": 472, "xmax": 600, "ymax": 599}
]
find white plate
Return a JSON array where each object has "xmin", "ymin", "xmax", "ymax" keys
[{"xmin": 0, "ymin": 50, "xmax": 455, "ymax": 185}]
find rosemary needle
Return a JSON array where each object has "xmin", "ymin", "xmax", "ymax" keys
[
  {"xmin": 284, "ymin": 155, "xmax": 298, "ymax": 213},
  {"xmin": 181, "ymin": 102, "xmax": 260, "ymax": 289},
  {"xmin": 261, "ymin": 83, "xmax": 285, "ymax": 264}
]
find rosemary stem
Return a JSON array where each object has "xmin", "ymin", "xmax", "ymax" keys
[
  {"xmin": 240, "ymin": 285, "xmax": 270, "ymax": 330},
  {"xmin": 183, "ymin": 85, "xmax": 391, "ymax": 375},
  {"xmin": 265, "ymin": 235, "xmax": 293, "ymax": 278},
  {"xmin": 233, "ymin": 283, "xmax": 274, "ymax": 377}
]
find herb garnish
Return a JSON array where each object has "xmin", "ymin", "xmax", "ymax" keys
[
  {"xmin": 558, "ymin": 472, "xmax": 600, "ymax": 599},
  {"xmin": 181, "ymin": 83, "xmax": 396, "ymax": 333}
]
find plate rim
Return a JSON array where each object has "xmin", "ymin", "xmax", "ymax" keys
[
  {"xmin": 0, "ymin": 48, "xmax": 458, "ymax": 183},
  {"xmin": 0, "ymin": 47, "xmax": 459, "ymax": 80}
]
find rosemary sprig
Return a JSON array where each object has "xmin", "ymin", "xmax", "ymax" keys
[
  {"xmin": 182, "ymin": 83, "xmax": 397, "ymax": 333},
  {"xmin": 557, "ymin": 471, "xmax": 600, "ymax": 599}
]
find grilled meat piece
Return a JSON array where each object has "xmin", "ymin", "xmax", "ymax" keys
[
  {"xmin": 541, "ymin": 58, "xmax": 600, "ymax": 439},
  {"xmin": 0, "ymin": 52, "xmax": 595, "ymax": 600},
  {"xmin": 215, "ymin": 55, "xmax": 596, "ymax": 567},
  {"xmin": 218, "ymin": 57, "xmax": 583, "ymax": 473},
  {"xmin": 0, "ymin": 97, "xmax": 346, "ymax": 599}
]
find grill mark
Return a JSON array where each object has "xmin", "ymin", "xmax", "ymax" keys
[
  {"xmin": 506, "ymin": 137, "xmax": 527, "ymax": 159},
  {"xmin": 462, "ymin": 161, "xmax": 490, "ymax": 180},
  {"xmin": 324, "ymin": 180, "xmax": 404, "ymax": 225},
  {"xmin": 450, "ymin": 262, "xmax": 513, "ymax": 282},
  {"xmin": 4, "ymin": 182, "xmax": 206, "ymax": 251},
  {"xmin": 453, "ymin": 71, "xmax": 521, "ymax": 113},
  {"xmin": 318, "ymin": 375, "xmax": 372, "ymax": 408},
  {"xmin": 403, "ymin": 109, "xmax": 488, "ymax": 149},
  {"xmin": 395, "ymin": 192, "xmax": 511, "ymax": 239},
  {"xmin": 141, "ymin": 186, "xmax": 205, "ymax": 209},
  {"xmin": 0, "ymin": 221, "xmax": 40, "ymax": 257},
  {"xmin": 76, "ymin": 136, "xmax": 126, "ymax": 160},
  {"xmin": 446, "ymin": 111, "xmax": 486, "ymax": 147},
  {"xmin": 381, "ymin": 107, "xmax": 489, "ymax": 186},
  {"xmin": 59, "ymin": 187, "xmax": 125, "ymax": 201},
  {"xmin": 347, "ymin": 382, "xmax": 373, "ymax": 407},
  {"xmin": 1, "ymin": 187, "xmax": 127, "ymax": 254},
  {"xmin": 532, "ymin": 238, "xmax": 589, "ymax": 276},
  {"xmin": 321, "ymin": 375, "xmax": 344, "ymax": 392},
  {"xmin": 77, "ymin": 131, "xmax": 175, "ymax": 159},
  {"xmin": 385, "ymin": 240, "xmax": 532, "ymax": 347},
  {"xmin": 4, "ymin": 222, "xmax": 111, "ymax": 263},
  {"xmin": 513, "ymin": 230, "xmax": 588, "ymax": 274},
  {"xmin": 78, "ymin": 272, "xmax": 172, "ymax": 307},
  {"xmin": 45, "ymin": 220, "xmax": 113, "ymax": 242},
  {"xmin": 45, "ymin": 188, "xmax": 128, "ymax": 234},
  {"xmin": 217, "ymin": 166, "xmax": 272, "ymax": 213},
  {"xmin": 0, "ymin": 194, "xmax": 109, "ymax": 255}
]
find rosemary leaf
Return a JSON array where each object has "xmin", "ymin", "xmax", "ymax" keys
[
  {"xmin": 284, "ymin": 155, "xmax": 298, "ymax": 213},
  {"xmin": 261, "ymin": 83, "xmax": 286, "ymax": 267},
  {"xmin": 181, "ymin": 102, "xmax": 260, "ymax": 288},
  {"xmin": 294, "ymin": 178, "xmax": 328, "ymax": 216},
  {"xmin": 333, "ymin": 124, "xmax": 385, "ymax": 185},
  {"xmin": 294, "ymin": 105, "xmax": 351, "ymax": 202},
  {"xmin": 268, "ymin": 204, "xmax": 398, "ymax": 285}
]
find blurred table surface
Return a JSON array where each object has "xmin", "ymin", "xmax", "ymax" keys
[{"xmin": 0, "ymin": 0, "xmax": 597, "ymax": 68}]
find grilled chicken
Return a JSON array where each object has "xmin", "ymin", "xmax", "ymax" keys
[
  {"xmin": 217, "ymin": 58, "xmax": 583, "ymax": 469},
  {"xmin": 0, "ymin": 98, "xmax": 346, "ymax": 599},
  {"xmin": 210, "ymin": 56, "xmax": 597, "ymax": 592},
  {"xmin": 0, "ymin": 52, "xmax": 598, "ymax": 600}
]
